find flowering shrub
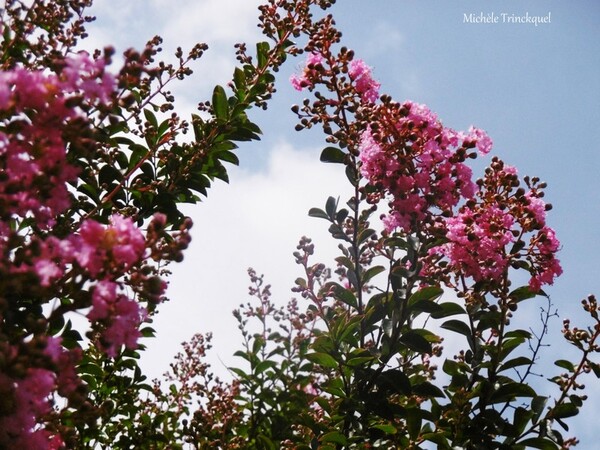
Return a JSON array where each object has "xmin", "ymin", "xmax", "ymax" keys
[
  {"xmin": 182, "ymin": 9, "xmax": 595, "ymax": 450},
  {"xmin": 0, "ymin": 0, "xmax": 338, "ymax": 447},
  {"xmin": 1, "ymin": 0, "xmax": 598, "ymax": 449}
]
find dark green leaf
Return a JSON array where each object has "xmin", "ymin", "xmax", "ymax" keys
[
  {"xmin": 257, "ymin": 434, "xmax": 276, "ymax": 450},
  {"xmin": 254, "ymin": 360, "xmax": 277, "ymax": 375},
  {"xmin": 306, "ymin": 352, "xmax": 338, "ymax": 369},
  {"xmin": 399, "ymin": 330, "xmax": 432, "ymax": 353},
  {"xmin": 440, "ymin": 319, "xmax": 472, "ymax": 338},
  {"xmin": 590, "ymin": 362, "xmax": 600, "ymax": 378},
  {"xmin": 500, "ymin": 356, "xmax": 532, "ymax": 372},
  {"xmin": 408, "ymin": 286, "xmax": 444, "ymax": 306},
  {"xmin": 325, "ymin": 196, "xmax": 337, "ymax": 219},
  {"xmin": 321, "ymin": 431, "xmax": 347, "ymax": 445},
  {"xmin": 430, "ymin": 302, "xmax": 466, "ymax": 319},
  {"xmin": 363, "ymin": 265, "xmax": 385, "ymax": 284},
  {"xmin": 412, "ymin": 381, "xmax": 445, "ymax": 398},
  {"xmin": 509, "ymin": 285, "xmax": 539, "ymax": 302},
  {"xmin": 371, "ymin": 424, "xmax": 397, "ymax": 435},
  {"xmin": 490, "ymin": 382, "xmax": 536, "ymax": 403},
  {"xmin": 143, "ymin": 108, "xmax": 158, "ymax": 128},
  {"xmin": 378, "ymin": 369, "xmax": 411, "ymax": 395},
  {"xmin": 333, "ymin": 285, "xmax": 357, "ymax": 309},
  {"xmin": 308, "ymin": 207, "xmax": 329, "ymax": 220},
  {"xmin": 212, "ymin": 85, "xmax": 229, "ymax": 121},
  {"xmin": 549, "ymin": 402, "xmax": 578, "ymax": 420},
  {"xmin": 554, "ymin": 359, "xmax": 575, "ymax": 372},
  {"xmin": 320, "ymin": 146, "xmax": 345, "ymax": 164},
  {"xmin": 256, "ymin": 41, "xmax": 270, "ymax": 68},
  {"xmin": 531, "ymin": 396, "xmax": 548, "ymax": 423}
]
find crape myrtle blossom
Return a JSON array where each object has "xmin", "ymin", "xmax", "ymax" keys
[
  {"xmin": 0, "ymin": 337, "xmax": 80, "ymax": 450},
  {"xmin": 0, "ymin": 52, "xmax": 114, "ymax": 230},
  {"xmin": 0, "ymin": 53, "xmax": 174, "ymax": 448},
  {"xmin": 359, "ymin": 101, "xmax": 492, "ymax": 233},
  {"xmin": 432, "ymin": 205, "xmax": 516, "ymax": 282},
  {"xmin": 425, "ymin": 158, "xmax": 562, "ymax": 292},
  {"xmin": 290, "ymin": 52, "xmax": 324, "ymax": 91},
  {"xmin": 348, "ymin": 59, "xmax": 380, "ymax": 103},
  {"xmin": 291, "ymin": 54, "xmax": 381, "ymax": 104}
]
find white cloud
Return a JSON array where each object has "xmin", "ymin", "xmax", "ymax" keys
[
  {"xmin": 140, "ymin": 141, "xmax": 353, "ymax": 380},
  {"xmin": 85, "ymin": 0, "xmax": 266, "ymax": 95}
]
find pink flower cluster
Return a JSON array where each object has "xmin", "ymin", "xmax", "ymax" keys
[
  {"xmin": 0, "ymin": 54, "xmax": 164, "ymax": 447},
  {"xmin": 0, "ymin": 337, "xmax": 78, "ymax": 450},
  {"xmin": 433, "ymin": 205, "xmax": 515, "ymax": 282},
  {"xmin": 291, "ymin": 54, "xmax": 381, "ymax": 104},
  {"xmin": 0, "ymin": 52, "xmax": 115, "ymax": 230},
  {"xmin": 426, "ymin": 159, "xmax": 562, "ymax": 291},
  {"xmin": 32, "ymin": 214, "xmax": 150, "ymax": 355},
  {"xmin": 359, "ymin": 101, "xmax": 492, "ymax": 232},
  {"xmin": 348, "ymin": 59, "xmax": 380, "ymax": 103}
]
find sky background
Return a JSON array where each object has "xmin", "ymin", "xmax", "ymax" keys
[{"xmin": 86, "ymin": 0, "xmax": 599, "ymax": 446}]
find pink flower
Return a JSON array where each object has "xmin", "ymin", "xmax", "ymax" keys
[
  {"xmin": 348, "ymin": 59, "xmax": 380, "ymax": 103},
  {"xmin": 0, "ymin": 368, "xmax": 57, "ymax": 450},
  {"xmin": 290, "ymin": 53, "xmax": 324, "ymax": 91},
  {"xmin": 73, "ymin": 214, "xmax": 145, "ymax": 276},
  {"xmin": 88, "ymin": 279, "xmax": 147, "ymax": 357},
  {"xmin": 61, "ymin": 51, "xmax": 115, "ymax": 104},
  {"xmin": 466, "ymin": 126, "xmax": 493, "ymax": 155},
  {"xmin": 108, "ymin": 214, "xmax": 146, "ymax": 268},
  {"xmin": 88, "ymin": 279, "xmax": 118, "ymax": 321},
  {"xmin": 34, "ymin": 259, "xmax": 62, "ymax": 286},
  {"xmin": 525, "ymin": 191, "xmax": 547, "ymax": 226},
  {"xmin": 432, "ymin": 205, "xmax": 515, "ymax": 282},
  {"xmin": 358, "ymin": 102, "xmax": 491, "ymax": 233}
]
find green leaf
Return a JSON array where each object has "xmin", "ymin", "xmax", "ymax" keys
[
  {"xmin": 399, "ymin": 330, "xmax": 432, "ymax": 353},
  {"xmin": 362, "ymin": 265, "xmax": 385, "ymax": 284},
  {"xmin": 490, "ymin": 382, "xmax": 536, "ymax": 403},
  {"xmin": 99, "ymin": 164, "xmax": 123, "ymax": 185},
  {"xmin": 406, "ymin": 408, "xmax": 422, "ymax": 440},
  {"xmin": 590, "ymin": 362, "xmax": 600, "ymax": 378},
  {"xmin": 256, "ymin": 41, "xmax": 270, "ymax": 68},
  {"xmin": 308, "ymin": 207, "xmax": 329, "ymax": 220},
  {"xmin": 509, "ymin": 285, "xmax": 539, "ymax": 302},
  {"xmin": 254, "ymin": 360, "xmax": 277, "ymax": 375},
  {"xmin": 430, "ymin": 302, "xmax": 466, "ymax": 319},
  {"xmin": 378, "ymin": 369, "xmax": 411, "ymax": 395},
  {"xmin": 408, "ymin": 286, "xmax": 444, "ymax": 306},
  {"xmin": 554, "ymin": 359, "xmax": 575, "ymax": 372},
  {"xmin": 320, "ymin": 431, "xmax": 347, "ymax": 445},
  {"xmin": 549, "ymin": 402, "xmax": 579, "ymax": 419},
  {"xmin": 320, "ymin": 146, "xmax": 345, "ymax": 164},
  {"xmin": 513, "ymin": 406, "xmax": 534, "ymax": 435},
  {"xmin": 371, "ymin": 424, "xmax": 397, "ymax": 435},
  {"xmin": 143, "ymin": 108, "xmax": 158, "ymax": 128},
  {"xmin": 233, "ymin": 67, "xmax": 246, "ymax": 90},
  {"xmin": 306, "ymin": 352, "xmax": 338, "ymax": 369},
  {"xmin": 440, "ymin": 319, "xmax": 472, "ymax": 338},
  {"xmin": 212, "ymin": 85, "xmax": 229, "ymax": 121},
  {"xmin": 325, "ymin": 196, "xmax": 337, "ymax": 218},
  {"xmin": 332, "ymin": 284, "xmax": 357, "ymax": 309},
  {"xmin": 412, "ymin": 381, "xmax": 445, "ymax": 398},
  {"xmin": 499, "ymin": 356, "xmax": 532, "ymax": 372},
  {"xmin": 531, "ymin": 396, "xmax": 548, "ymax": 423},
  {"xmin": 257, "ymin": 434, "xmax": 276, "ymax": 450}
]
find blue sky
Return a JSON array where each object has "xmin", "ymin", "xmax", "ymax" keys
[{"xmin": 87, "ymin": 0, "xmax": 599, "ymax": 446}]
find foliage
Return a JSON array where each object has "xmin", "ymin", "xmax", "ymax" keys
[
  {"xmin": 0, "ymin": 0, "xmax": 598, "ymax": 449},
  {"xmin": 143, "ymin": 6, "xmax": 598, "ymax": 450},
  {"xmin": 0, "ymin": 0, "xmax": 336, "ymax": 447}
]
